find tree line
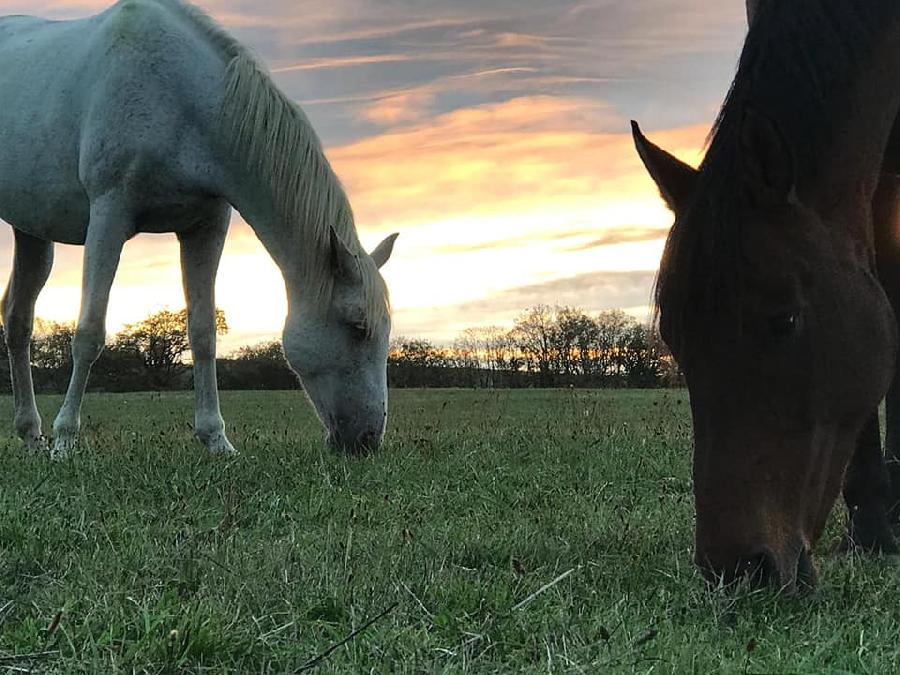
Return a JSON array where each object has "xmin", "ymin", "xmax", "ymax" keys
[
  {"xmin": 8, "ymin": 311, "xmax": 299, "ymax": 394},
  {"xmin": 389, "ymin": 305, "xmax": 680, "ymax": 389},
  {"xmin": 1, "ymin": 304, "xmax": 679, "ymax": 394}
]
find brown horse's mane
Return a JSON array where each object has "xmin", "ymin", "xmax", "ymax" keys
[{"xmin": 654, "ymin": 0, "xmax": 890, "ymax": 336}]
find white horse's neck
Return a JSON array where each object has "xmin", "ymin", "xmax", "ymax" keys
[
  {"xmin": 227, "ymin": 174, "xmax": 342, "ymax": 304},
  {"xmin": 216, "ymin": 51, "xmax": 361, "ymax": 308},
  {"xmin": 161, "ymin": 1, "xmax": 389, "ymax": 332}
]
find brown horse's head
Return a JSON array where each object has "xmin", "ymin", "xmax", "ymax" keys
[{"xmin": 632, "ymin": 116, "xmax": 897, "ymax": 590}]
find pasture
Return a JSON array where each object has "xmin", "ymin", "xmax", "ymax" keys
[{"xmin": 0, "ymin": 389, "xmax": 898, "ymax": 673}]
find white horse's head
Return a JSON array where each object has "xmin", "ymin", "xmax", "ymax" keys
[{"xmin": 282, "ymin": 230, "xmax": 398, "ymax": 454}]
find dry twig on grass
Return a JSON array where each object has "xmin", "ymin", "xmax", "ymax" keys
[
  {"xmin": 298, "ymin": 603, "xmax": 399, "ymax": 672},
  {"xmin": 511, "ymin": 567, "xmax": 579, "ymax": 612}
]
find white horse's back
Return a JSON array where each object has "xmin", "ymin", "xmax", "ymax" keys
[
  {"xmin": 0, "ymin": 13, "xmax": 99, "ymax": 240},
  {"xmin": 0, "ymin": 0, "xmax": 229, "ymax": 243}
]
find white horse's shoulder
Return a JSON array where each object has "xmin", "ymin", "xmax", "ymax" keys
[
  {"xmin": 0, "ymin": 15, "xmax": 46, "ymax": 33},
  {"xmin": 101, "ymin": 0, "xmax": 156, "ymax": 36},
  {"xmin": 93, "ymin": 0, "xmax": 203, "ymax": 50}
]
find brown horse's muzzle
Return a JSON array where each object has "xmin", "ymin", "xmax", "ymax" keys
[
  {"xmin": 695, "ymin": 536, "xmax": 818, "ymax": 592},
  {"xmin": 688, "ymin": 410, "xmax": 858, "ymax": 593}
]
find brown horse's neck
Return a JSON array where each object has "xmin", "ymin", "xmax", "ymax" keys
[
  {"xmin": 882, "ymin": 118, "xmax": 900, "ymax": 176},
  {"xmin": 814, "ymin": 27, "xmax": 900, "ymax": 210},
  {"xmin": 724, "ymin": 3, "xmax": 900, "ymax": 236}
]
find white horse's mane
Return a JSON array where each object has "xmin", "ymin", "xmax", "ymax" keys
[{"xmin": 159, "ymin": 0, "xmax": 389, "ymax": 334}]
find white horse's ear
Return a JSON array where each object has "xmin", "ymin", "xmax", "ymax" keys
[
  {"xmin": 370, "ymin": 233, "xmax": 399, "ymax": 269},
  {"xmin": 329, "ymin": 226, "xmax": 361, "ymax": 282}
]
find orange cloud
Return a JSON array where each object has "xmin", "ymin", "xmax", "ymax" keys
[
  {"xmin": 320, "ymin": 95, "xmax": 708, "ymax": 337},
  {"xmin": 331, "ymin": 95, "xmax": 705, "ymax": 229},
  {"xmin": 493, "ymin": 32, "xmax": 582, "ymax": 49},
  {"xmin": 363, "ymin": 90, "xmax": 437, "ymax": 125}
]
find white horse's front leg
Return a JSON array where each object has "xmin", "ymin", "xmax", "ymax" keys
[
  {"xmin": 2, "ymin": 231, "xmax": 54, "ymax": 453},
  {"xmin": 178, "ymin": 207, "xmax": 235, "ymax": 455},
  {"xmin": 51, "ymin": 198, "xmax": 130, "ymax": 460}
]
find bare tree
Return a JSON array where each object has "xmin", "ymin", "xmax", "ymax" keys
[
  {"xmin": 453, "ymin": 328, "xmax": 484, "ymax": 371},
  {"xmin": 554, "ymin": 307, "xmax": 597, "ymax": 377},
  {"xmin": 512, "ymin": 305, "xmax": 557, "ymax": 386},
  {"xmin": 482, "ymin": 326, "xmax": 517, "ymax": 373},
  {"xmin": 595, "ymin": 309, "xmax": 634, "ymax": 381}
]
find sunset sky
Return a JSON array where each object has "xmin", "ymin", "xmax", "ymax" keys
[{"xmin": 1, "ymin": 0, "xmax": 748, "ymax": 351}]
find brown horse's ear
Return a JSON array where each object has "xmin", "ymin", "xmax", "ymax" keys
[
  {"xmin": 631, "ymin": 120, "xmax": 699, "ymax": 213},
  {"xmin": 739, "ymin": 106, "xmax": 796, "ymax": 205}
]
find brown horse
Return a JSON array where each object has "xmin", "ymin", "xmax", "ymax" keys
[{"xmin": 633, "ymin": 0, "xmax": 900, "ymax": 590}]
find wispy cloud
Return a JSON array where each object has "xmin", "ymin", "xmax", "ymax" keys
[
  {"xmin": 271, "ymin": 54, "xmax": 414, "ymax": 73},
  {"xmin": 470, "ymin": 269, "xmax": 659, "ymax": 315},
  {"xmin": 288, "ymin": 17, "xmax": 481, "ymax": 46},
  {"xmin": 362, "ymin": 90, "xmax": 437, "ymax": 124},
  {"xmin": 433, "ymin": 229, "xmax": 600, "ymax": 255},
  {"xmin": 563, "ymin": 227, "xmax": 669, "ymax": 251},
  {"xmin": 324, "ymin": 95, "xmax": 706, "ymax": 338},
  {"xmin": 392, "ymin": 270, "xmax": 659, "ymax": 338},
  {"xmin": 330, "ymin": 95, "xmax": 706, "ymax": 228}
]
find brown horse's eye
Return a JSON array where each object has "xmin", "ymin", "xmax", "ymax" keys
[{"xmin": 769, "ymin": 312, "xmax": 800, "ymax": 338}]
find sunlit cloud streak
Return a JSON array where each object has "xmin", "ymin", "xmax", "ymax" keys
[{"xmin": 271, "ymin": 53, "xmax": 414, "ymax": 72}]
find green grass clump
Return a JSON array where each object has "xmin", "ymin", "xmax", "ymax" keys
[{"xmin": 0, "ymin": 389, "xmax": 897, "ymax": 673}]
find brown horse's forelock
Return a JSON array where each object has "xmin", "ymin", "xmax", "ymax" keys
[{"xmin": 653, "ymin": 0, "xmax": 886, "ymax": 340}]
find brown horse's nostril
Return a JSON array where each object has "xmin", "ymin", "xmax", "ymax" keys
[
  {"xmin": 736, "ymin": 549, "xmax": 780, "ymax": 586},
  {"xmin": 735, "ymin": 546, "xmax": 817, "ymax": 592},
  {"xmin": 796, "ymin": 546, "xmax": 818, "ymax": 589}
]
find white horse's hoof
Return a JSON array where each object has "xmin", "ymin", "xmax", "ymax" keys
[
  {"xmin": 204, "ymin": 433, "xmax": 238, "ymax": 456},
  {"xmin": 51, "ymin": 436, "xmax": 76, "ymax": 461},
  {"xmin": 24, "ymin": 435, "xmax": 49, "ymax": 455}
]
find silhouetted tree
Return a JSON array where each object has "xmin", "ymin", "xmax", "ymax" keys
[
  {"xmin": 512, "ymin": 305, "xmax": 557, "ymax": 386},
  {"xmin": 618, "ymin": 323, "xmax": 664, "ymax": 387},
  {"xmin": 218, "ymin": 340, "xmax": 299, "ymax": 390},
  {"xmin": 113, "ymin": 308, "xmax": 227, "ymax": 389},
  {"xmin": 594, "ymin": 309, "xmax": 633, "ymax": 383},
  {"xmin": 388, "ymin": 338, "xmax": 456, "ymax": 387},
  {"xmin": 31, "ymin": 319, "xmax": 74, "ymax": 371},
  {"xmin": 553, "ymin": 307, "xmax": 597, "ymax": 377},
  {"xmin": 31, "ymin": 320, "xmax": 75, "ymax": 392}
]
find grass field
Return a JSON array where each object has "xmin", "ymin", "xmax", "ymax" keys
[{"xmin": 0, "ymin": 389, "xmax": 899, "ymax": 673}]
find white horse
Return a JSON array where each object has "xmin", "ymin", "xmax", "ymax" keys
[{"xmin": 0, "ymin": 0, "xmax": 398, "ymax": 458}]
